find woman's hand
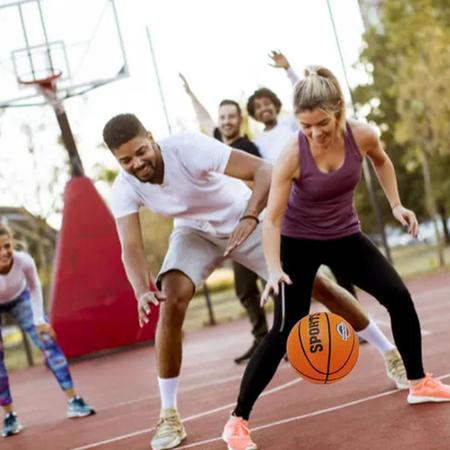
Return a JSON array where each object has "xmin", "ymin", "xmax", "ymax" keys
[
  {"xmin": 261, "ymin": 270, "xmax": 292, "ymax": 306},
  {"xmin": 392, "ymin": 204, "xmax": 419, "ymax": 238}
]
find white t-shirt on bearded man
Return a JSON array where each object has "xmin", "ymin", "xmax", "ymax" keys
[
  {"xmin": 111, "ymin": 131, "xmax": 253, "ymax": 237},
  {"xmin": 253, "ymin": 67, "xmax": 301, "ymax": 164},
  {"xmin": 253, "ymin": 115, "xmax": 299, "ymax": 164}
]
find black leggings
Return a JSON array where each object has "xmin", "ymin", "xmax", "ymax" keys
[{"xmin": 234, "ymin": 232, "xmax": 425, "ymax": 420}]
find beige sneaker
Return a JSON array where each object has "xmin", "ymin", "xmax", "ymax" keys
[
  {"xmin": 383, "ymin": 348, "xmax": 408, "ymax": 389},
  {"xmin": 151, "ymin": 408, "xmax": 187, "ymax": 450}
]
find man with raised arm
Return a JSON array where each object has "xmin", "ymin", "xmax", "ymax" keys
[{"xmin": 179, "ymin": 73, "xmax": 268, "ymax": 364}]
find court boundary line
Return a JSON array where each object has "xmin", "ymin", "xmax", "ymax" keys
[
  {"xmin": 176, "ymin": 372, "xmax": 450, "ymax": 449},
  {"xmin": 70, "ymin": 373, "xmax": 450, "ymax": 450},
  {"xmin": 67, "ymin": 279, "xmax": 449, "ymax": 450},
  {"xmin": 68, "ymin": 378, "xmax": 301, "ymax": 450},
  {"xmin": 69, "ymin": 362, "xmax": 292, "ymax": 414}
]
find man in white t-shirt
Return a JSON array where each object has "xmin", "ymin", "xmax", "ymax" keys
[
  {"xmin": 102, "ymin": 113, "xmax": 399, "ymax": 450},
  {"xmin": 246, "ymin": 51, "xmax": 300, "ymax": 164},
  {"xmin": 179, "ymin": 74, "xmax": 269, "ymax": 365},
  {"xmin": 103, "ymin": 113, "xmax": 272, "ymax": 450}
]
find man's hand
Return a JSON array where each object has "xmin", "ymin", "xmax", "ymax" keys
[
  {"xmin": 179, "ymin": 73, "xmax": 192, "ymax": 95},
  {"xmin": 224, "ymin": 217, "xmax": 258, "ymax": 257},
  {"xmin": 36, "ymin": 323, "xmax": 56, "ymax": 339},
  {"xmin": 137, "ymin": 291, "xmax": 167, "ymax": 327},
  {"xmin": 268, "ymin": 50, "xmax": 290, "ymax": 70}
]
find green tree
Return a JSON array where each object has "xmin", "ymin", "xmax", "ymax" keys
[{"xmin": 353, "ymin": 0, "xmax": 450, "ymax": 253}]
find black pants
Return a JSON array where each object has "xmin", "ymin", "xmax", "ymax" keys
[
  {"xmin": 334, "ymin": 271, "xmax": 357, "ymax": 297},
  {"xmin": 234, "ymin": 232, "xmax": 424, "ymax": 420},
  {"xmin": 233, "ymin": 262, "xmax": 268, "ymax": 342}
]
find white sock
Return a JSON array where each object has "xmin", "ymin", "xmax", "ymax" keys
[
  {"xmin": 357, "ymin": 319, "xmax": 395, "ymax": 355},
  {"xmin": 158, "ymin": 376, "xmax": 179, "ymax": 410}
]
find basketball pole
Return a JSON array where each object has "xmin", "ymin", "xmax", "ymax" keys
[
  {"xmin": 39, "ymin": 85, "xmax": 85, "ymax": 178},
  {"xmin": 326, "ymin": 0, "xmax": 392, "ymax": 262},
  {"xmin": 54, "ymin": 106, "xmax": 85, "ymax": 178},
  {"xmin": 145, "ymin": 25, "xmax": 173, "ymax": 135}
]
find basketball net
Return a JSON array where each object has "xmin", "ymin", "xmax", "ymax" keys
[
  {"xmin": 18, "ymin": 72, "xmax": 65, "ymax": 115},
  {"xmin": 38, "ymin": 80, "xmax": 65, "ymax": 115}
]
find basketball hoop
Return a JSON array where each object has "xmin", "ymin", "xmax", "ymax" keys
[{"xmin": 18, "ymin": 71, "xmax": 64, "ymax": 113}]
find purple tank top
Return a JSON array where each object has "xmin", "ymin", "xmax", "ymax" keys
[{"xmin": 281, "ymin": 123, "xmax": 363, "ymax": 240}]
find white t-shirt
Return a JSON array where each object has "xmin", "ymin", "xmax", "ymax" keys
[
  {"xmin": 253, "ymin": 115, "xmax": 299, "ymax": 163},
  {"xmin": 111, "ymin": 131, "xmax": 252, "ymax": 236},
  {"xmin": 253, "ymin": 67, "xmax": 301, "ymax": 164},
  {"xmin": 0, "ymin": 251, "xmax": 46, "ymax": 324}
]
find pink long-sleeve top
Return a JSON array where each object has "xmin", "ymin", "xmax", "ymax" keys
[{"xmin": 0, "ymin": 251, "xmax": 46, "ymax": 324}]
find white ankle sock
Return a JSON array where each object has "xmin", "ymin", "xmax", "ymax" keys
[
  {"xmin": 158, "ymin": 376, "xmax": 179, "ymax": 410},
  {"xmin": 357, "ymin": 319, "xmax": 395, "ymax": 355}
]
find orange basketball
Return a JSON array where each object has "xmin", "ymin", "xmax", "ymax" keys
[{"xmin": 287, "ymin": 312, "xmax": 359, "ymax": 384}]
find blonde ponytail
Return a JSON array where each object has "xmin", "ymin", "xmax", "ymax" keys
[{"xmin": 293, "ymin": 65, "xmax": 346, "ymax": 130}]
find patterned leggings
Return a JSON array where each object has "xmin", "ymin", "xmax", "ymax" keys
[{"xmin": 0, "ymin": 290, "xmax": 73, "ymax": 406}]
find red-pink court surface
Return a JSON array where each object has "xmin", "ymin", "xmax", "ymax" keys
[{"xmin": 4, "ymin": 271, "xmax": 450, "ymax": 450}]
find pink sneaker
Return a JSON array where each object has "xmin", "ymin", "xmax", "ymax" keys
[
  {"xmin": 222, "ymin": 415, "xmax": 258, "ymax": 450},
  {"xmin": 407, "ymin": 374, "xmax": 450, "ymax": 404}
]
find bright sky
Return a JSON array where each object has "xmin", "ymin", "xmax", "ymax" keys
[{"xmin": 0, "ymin": 0, "xmax": 367, "ymax": 227}]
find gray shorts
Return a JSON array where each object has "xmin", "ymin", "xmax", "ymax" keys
[{"xmin": 157, "ymin": 225, "xmax": 268, "ymax": 289}]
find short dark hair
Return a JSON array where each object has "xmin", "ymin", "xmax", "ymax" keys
[
  {"xmin": 218, "ymin": 99, "xmax": 241, "ymax": 116},
  {"xmin": 102, "ymin": 113, "xmax": 147, "ymax": 150},
  {"xmin": 246, "ymin": 88, "xmax": 282, "ymax": 119}
]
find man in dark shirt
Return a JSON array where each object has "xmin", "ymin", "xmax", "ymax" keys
[
  {"xmin": 212, "ymin": 108, "xmax": 260, "ymax": 156},
  {"xmin": 180, "ymin": 74, "xmax": 268, "ymax": 363}
]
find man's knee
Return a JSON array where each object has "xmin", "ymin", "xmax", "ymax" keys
[
  {"xmin": 159, "ymin": 271, "xmax": 195, "ymax": 327},
  {"xmin": 159, "ymin": 298, "xmax": 190, "ymax": 328}
]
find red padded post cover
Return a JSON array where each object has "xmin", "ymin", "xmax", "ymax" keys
[{"xmin": 49, "ymin": 177, "xmax": 158, "ymax": 357}]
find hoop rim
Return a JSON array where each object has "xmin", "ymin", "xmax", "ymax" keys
[{"xmin": 17, "ymin": 70, "xmax": 62, "ymax": 87}]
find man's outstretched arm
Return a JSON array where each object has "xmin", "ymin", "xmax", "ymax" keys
[
  {"xmin": 116, "ymin": 213, "xmax": 166, "ymax": 327},
  {"xmin": 268, "ymin": 50, "xmax": 300, "ymax": 86},
  {"xmin": 179, "ymin": 73, "xmax": 215, "ymax": 136}
]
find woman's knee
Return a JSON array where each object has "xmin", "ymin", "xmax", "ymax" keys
[
  {"xmin": 381, "ymin": 284, "xmax": 414, "ymax": 311},
  {"xmin": 28, "ymin": 331, "xmax": 50, "ymax": 351}
]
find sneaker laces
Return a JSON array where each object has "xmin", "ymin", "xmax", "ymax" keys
[
  {"xmin": 423, "ymin": 373, "xmax": 440, "ymax": 388},
  {"xmin": 386, "ymin": 354, "xmax": 406, "ymax": 378},
  {"xmin": 231, "ymin": 418, "xmax": 250, "ymax": 437},
  {"xmin": 71, "ymin": 396, "xmax": 87, "ymax": 407},
  {"xmin": 4, "ymin": 413, "xmax": 16, "ymax": 427},
  {"xmin": 156, "ymin": 415, "xmax": 182, "ymax": 438}
]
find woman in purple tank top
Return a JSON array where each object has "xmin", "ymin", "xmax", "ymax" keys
[{"xmin": 222, "ymin": 65, "xmax": 450, "ymax": 450}]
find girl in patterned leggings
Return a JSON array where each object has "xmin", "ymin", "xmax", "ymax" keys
[{"xmin": 0, "ymin": 223, "xmax": 95, "ymax": 437}]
